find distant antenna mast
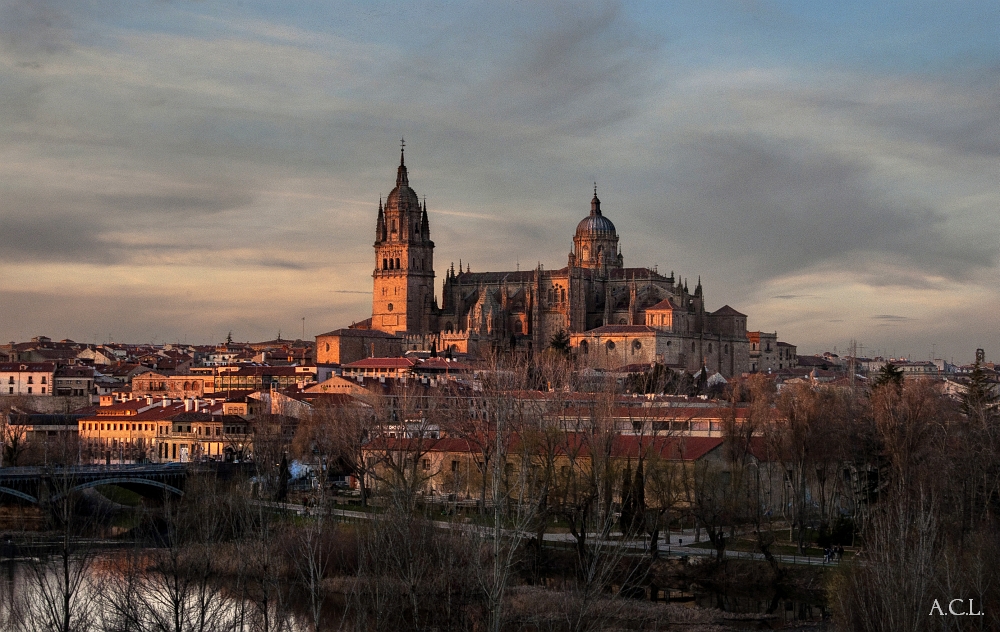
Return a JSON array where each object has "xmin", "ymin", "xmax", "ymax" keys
[{"xmin": 848, "ymin": 339, "xmax": 857, "ymax": 390}]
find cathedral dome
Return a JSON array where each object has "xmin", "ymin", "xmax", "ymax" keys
[
  {"xmin": 385, "ymin": 151, "xmax": 420, "ymax": 214},
  {"xmin": 575, "ymin": 188, "xmax": 616, "ymax": 236}
]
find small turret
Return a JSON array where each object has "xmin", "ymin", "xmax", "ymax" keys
[{"xmin": 376, "ymin": 198, "xmax": 386, "ymax": 242}]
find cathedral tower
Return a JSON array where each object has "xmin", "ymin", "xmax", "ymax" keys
[{"xmin": 372, "ymin": 144, "xmax": 435, "ymax": 334}]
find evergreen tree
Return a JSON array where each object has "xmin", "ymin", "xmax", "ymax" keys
[
  {"xmin": 871, "ymin": 362, "xmax": 904, "ymax": 389},
  {"xmin": 961, "ymin": 360, "xmax": 998, "ymax": 424},
  {"xmin": 548, "ymin": 329, "xmax": 571, "ymax": 355}
]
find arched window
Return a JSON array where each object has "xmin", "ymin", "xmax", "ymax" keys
[
  {"xmin": 724, "ymin": 344, "xmax": 729, "ymax": 354},
  {"xmin": 691, "ymin": 342, "xmax": 696, "ymax": 352},
  {"xmin": 579, "ymin": 340, "xmax": 589, "ymax": 354},
  {"xmin": 395, "ymin": 258, "xmax": 400, "ymax": 269},
  {"xmin": 561, "ymin": 288, "xmax": 566, "ymax": 303},
  {"xmin": 444, "ymin": 321, "xmax": 454, "ymax": 333},
  {"xmin": 513, "ymin": 320, "xmax": 523, "ymax": 334},
  {"xmin": 618, "ymin": 318, "xmax": 626, "ymax": 325},
  {"xmin": 708, "ymin": 343, "xmax": 713, "ymax": 353}
]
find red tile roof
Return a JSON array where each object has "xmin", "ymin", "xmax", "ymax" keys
[
  {"xmin": 343, "ymin": 357, "xmax": 416, "ymax": 369},
  {"xmin": 0, "ymin": 362, "xmax": 56, "ymax": 372}
]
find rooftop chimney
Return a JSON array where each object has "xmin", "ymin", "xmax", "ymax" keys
[{"xmin": 184, "ymin": 399, "xmax": 192, "ymax": 412}]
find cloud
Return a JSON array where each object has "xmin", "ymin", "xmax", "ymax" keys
[
  {"xmin": 872, "ymin": 314, "xmax": 913, "ymax": 322},
  {"xmin": 659, "ymin": 132, "xmax": 997, "ymax": 284},
  {"xmin": 0, "ymin": 0, "xmax": 74, "ymax": 57}
]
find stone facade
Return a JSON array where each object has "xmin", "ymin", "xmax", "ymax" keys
[
  {"xmin": 360, "ymin": 151, "xmax": 759, "ymax": 377},
  {"xmin": 371, "ymin": 148, "xmax": 436, "ymax": 336},
  {"xmin": 315, "ymin": 328, "xmax": 403, "ymax": 365}
]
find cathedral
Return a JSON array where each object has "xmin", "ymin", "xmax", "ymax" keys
[{"xmin": 365, "ymin": 147, "xmax": 751, "ymax": 377}]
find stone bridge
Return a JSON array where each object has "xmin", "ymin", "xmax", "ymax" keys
[{"xmin": 0, "ymin": 464, "xmax": 187, "ymax": 505}]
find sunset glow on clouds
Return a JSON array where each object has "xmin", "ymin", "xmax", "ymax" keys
[{"xmin": 1, "ymin": 1, "xmax": 999, "ymax": 362}]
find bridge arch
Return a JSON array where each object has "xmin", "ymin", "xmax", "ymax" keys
[
  {"xmin": 50, "ymin": 477, "xmax": 185, "ymax": 502},
  {"xmin": 0, "ymin": 486, "xmax": 38, "ymax": 504}
]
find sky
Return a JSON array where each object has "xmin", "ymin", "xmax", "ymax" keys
[{"xmin": 1, "ymin": 0, "xmax": 999, "ymax": 363}]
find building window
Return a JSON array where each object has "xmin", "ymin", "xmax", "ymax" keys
[
  {"xmin": 633, "ymin": 340, "xmax": 642, "ymax": 351},
  {"xmin": 27, "ymin": 376, "xmax": 33, "ymax": 384},
  {"xmin": 580, "ymin": 340, "xmax": 589, "ymax": 354},
  {"xmin": 606, "ymin": 340, "xmax": 616, "ymax": 351},
  {"xmin": 41, "ymin": 376, "xmax": 47, "ymax": 384},
  {"xmin": 27, "ymin": 387, "xmax": 32, "ymax": 394},
  {"xmin": 451, "ymin": 460, "xmax": 459, "ymax": 472},
  {"xmin": 395, "ymin": 258, "xmax": 400, "ymax": 269},
  {"xmin": 692, "ymin": 342, "xmax": 696, "ymax": 352},
  {"xmin": 41, "ymin": 387, "xmax": 45, "ymax": 394},
  {"xmin": 387, "ymin": 303, "xmax": 394, "ymax": 312}
]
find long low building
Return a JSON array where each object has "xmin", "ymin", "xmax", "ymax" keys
[{"xmin": 77, "ymin": 396, "xmax": 250, "ymax": 464}]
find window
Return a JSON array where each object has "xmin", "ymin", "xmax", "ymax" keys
[
  {"xmin": 27, "ymin": 387, "xmax": 32, "ymax": 394},
  {"xmin": 41, "ymin": 376, "xmax": 47, "ymax": 384},
  {"xmin": 395, "ymin": 258, "xmax": 400, "ymax": 269},
  {"xmin": 579, "ymin": 340, "xmax": 589, "ymax": 354},
  {"xmin": 41, "ymin": 387, "xmax": 45, "ymax": 394},
  {"xmin": 633, "ymin": 340, "xmax": 642, "ymax": 351},
  {"xmin": 387, "ymin": 303, "xmax": 394, "ymax": 312},
  {"xmin": 692, "ymin": 342, "xmax": 696, "ymax": 352},
  {"xmin": 422, "ymin": 459, "xmax": 430, "ymax": 470},
  {"xmin": 27, "ymin": 376, "xmax": 33, "ymax": 384},
  {"xmin": 606, "ymin": 340, "xmax": 616, "ymax": 351},
  {"xmin": 451, "ymin": 460, "xmax": 459, "ymax": 472}
]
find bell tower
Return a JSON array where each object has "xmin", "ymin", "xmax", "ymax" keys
[{"xmin": 372, "ymin": 141, "xmax": 435, "ymax": 335}]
